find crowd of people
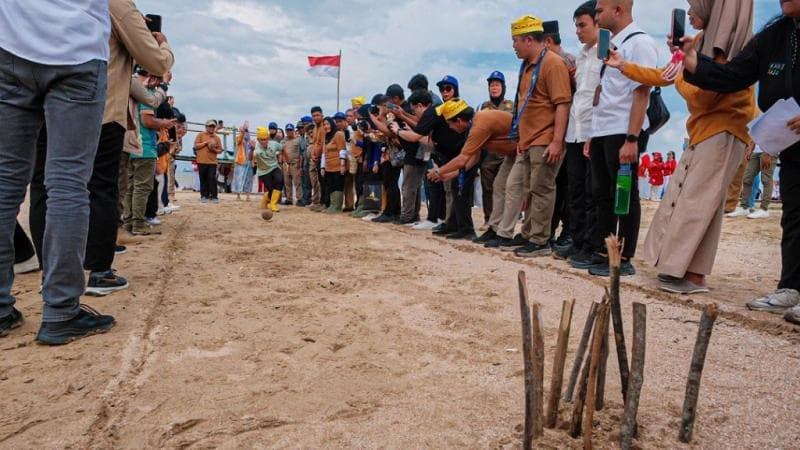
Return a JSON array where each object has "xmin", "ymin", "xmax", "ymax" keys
[{"xmin": 1, "ymin": 0, "xmax": 800, "ymax": 346}]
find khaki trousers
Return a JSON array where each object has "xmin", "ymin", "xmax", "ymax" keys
[
  {"xmin": 519, "ymin": 146, "xmax": 562, "ymax": 245},
  {"xmin": 284, "ymin": 161, "xmax": 302, "ymax": 203},
  {"xmin": 309, "ymin": 159, "xmax": 321, "ymax": 205},
  {"xmin": 123, "ymin": 158, "xmax": 156, "ymax": 231},
  {"xmin": 486, "ymin": 154, "xmax": 516, "ymax": 234},
  {"xmin": 724, "ymin": 153, "xmax": 747, "ymax": 212},
  {"xmin": 643, "ymin": 132, "xmax": 746, "ymax": 277}
]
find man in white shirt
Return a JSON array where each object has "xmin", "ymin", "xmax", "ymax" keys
[
  {"xmin": 558, "ymin": 0, "xmax": 604, "ymax": 262},
  {"xmin": 583, "ymin": 0, "xmax": 657, "ymax": 277},
  {"xmin": 0, "ymin": 1, "xmax": 116, "ymax": 344}
]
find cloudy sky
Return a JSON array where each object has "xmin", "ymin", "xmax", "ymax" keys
[{"xmin": 134, "ymin": 0, "xmax": 781, "ymax": 154}]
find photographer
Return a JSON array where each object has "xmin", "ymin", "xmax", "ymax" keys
[{"xmin": 367, "ymin": 94, "xmax": 402, "ymax": 222}]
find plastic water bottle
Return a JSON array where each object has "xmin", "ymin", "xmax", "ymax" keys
[{"xmin": 614, "ymin": 164, "xmax": 632, "ymax": 215}]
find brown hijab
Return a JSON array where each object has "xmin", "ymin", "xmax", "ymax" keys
[{"xmin": 687, "ymin": 0, "xmax": 754, "ymax": 60}]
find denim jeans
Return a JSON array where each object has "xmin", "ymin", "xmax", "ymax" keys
[{"xmin": 0, "ymin": 47, "xmax": 107, "ymax": 322}]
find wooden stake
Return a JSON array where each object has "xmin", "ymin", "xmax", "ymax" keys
[
  {"xmin": 621, "ymin": 302, "xmax": 647, "ymax": 450},
  {"xmin": 566, "ymin": 302, "xmax": 599, "ymax": 402},
  {"xmin": 545, "ymin": 299, "xmax": 575, "ymax": 428},
  {"xmin": 678, "ymin": 303, "xmax": 719, "ymax": 443},
  {"xmin": 605, "ymin": 235, "xmax": 631, "ymax": 403},
  {"xmin": 583, "ymin": 300, "xmax": 610, "ymax": 450},
  {"xmin": 531, "ymin": 302, "xmax": 545, "ymax": 438},
  {"xmin": 517, "ymin": 271, "xmax": 535, "ymax": 449},
  {"xmin": 569, "ymin": 343, "xmax": 593, "ymax": 438},
  {"xmin": 595, "ymin": 314, "xmax": 610, "ymax": 411}
]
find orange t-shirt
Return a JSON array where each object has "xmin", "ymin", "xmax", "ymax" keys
[
  {"xmin": 461, "ymin": 110, "xmax": 515, "ymax": 158},
  {"xmin": 311, "ymin": 123, "xmax": 325, "ymax": 160},
  {"xmin": 515, "ymin": 50, "xmax": 573, "ymax": 149},
  {"xmin": 194, "ymin": 132, "xmax": 222, "ymax": 165},
  {"xmin": 324, "ymin": 131, "xmax": 346, "ymax": 172}
]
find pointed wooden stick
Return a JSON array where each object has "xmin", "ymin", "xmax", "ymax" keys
[
  {"xmin": 595, "ymin": 314, "xmax": 610, "ymax": 411},
  {"xmin": 605, "ymin": 235, "xmax": 631, "ymax": 403},
  {"xmin": 517, "ymin": 271, "xmax": 535, "ymax": 449},
  {"xmin": 569, "ymin": 341, "xmax": 593, "ymax": 438},
  {"xmin": 545, "ymin": 299, "xmax": 575, "ymax": 428},
  {"xmin": 583, "ymin": 300, "xmax": 610, "ymax": 450},
  {"xmin": 621, "ymin": 302, "xmax": 647, "ymax": 450},
  {"xmin": 531, "ymin": 302, "xmax": 545, "ymax": 438},
  {"xmin": 678, "ymin": 303, "xmax": 719, "ymax": 443},
  {"xmin": 565, "ymin": 302, "xmax": 599, "ymax": 402}
]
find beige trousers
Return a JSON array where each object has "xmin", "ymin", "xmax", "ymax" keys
[
  {"xmin": 486, "ymin": 154, "xmax": 517, "ymax": 235},
  {"xmin": 643, "ymin": 132, "xmax": 746, "ymax": 277},
  {"xmin": 519, "ymin": 146, "xmax": 562, "ymax": 245}
]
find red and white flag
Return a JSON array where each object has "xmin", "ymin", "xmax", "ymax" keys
[{"xmin": 307, "ymin": 55, "xmax": 340, "ymax": 78}]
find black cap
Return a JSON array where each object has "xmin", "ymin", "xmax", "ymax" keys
[
  {"xmin": 543, "ymin": 20, "xmax": 559, "ymax": 35},
  {"xmin": 385, "ymin": 84, "xmax": 404, "ymax": 98}
]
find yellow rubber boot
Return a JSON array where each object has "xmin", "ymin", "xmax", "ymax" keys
[
  {"xmin": 270, "ymin": 191, "xmax": 281, "ymax": 212},
  {"xmin": 260, "ymin": 193, "xmax": 269, "ymax": 209}
]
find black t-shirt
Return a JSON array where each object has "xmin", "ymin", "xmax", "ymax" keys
[{"xmin": 413, "ymin": 106, "xmax": 466, "ymax": 164}]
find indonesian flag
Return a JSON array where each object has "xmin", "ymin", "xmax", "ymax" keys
[{"xmin": 307, "ymin": 55, "xmax": 340, "ymax": 78}]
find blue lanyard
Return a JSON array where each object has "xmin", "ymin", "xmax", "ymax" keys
[{"xmin": 509, "ymin": 48, "xmax": 548, "ymax": 140}]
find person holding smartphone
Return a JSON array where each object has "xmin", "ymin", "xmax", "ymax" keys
[
  {"xmin": 681, "ymin": 0, "xmax": 800, "ymax": 324},
  {"xmin": 603, "ymin": 0, "xmax": 754, "ymax": 293}
]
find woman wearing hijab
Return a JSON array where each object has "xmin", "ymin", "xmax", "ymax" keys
[
  {"xmin": 232, "ymin": 121, "xmax": 254, "ymax": 201},
  {"xmin": 604, "ymin": 0, "xmax": 756, "ymax": 294},
  {"xmin": 321, "ymin": 117, "xmax": 348, "ymax": 214},
  {"xmin": 681, "ymin": 0, "xmax": 800, "ymax": 323}
]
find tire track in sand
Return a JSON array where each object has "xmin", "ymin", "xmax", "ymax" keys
[{"xmin": 82, "ymin": 217, "xmax": 189, "ymax": 449}]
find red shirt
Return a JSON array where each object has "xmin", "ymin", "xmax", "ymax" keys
[
  {"xmin": 663, "ymin": 159, "xmax": 677, "ymax": 176},
  {"xmin": 638, "ymin": 154, "xmax": 651, "ymax": 177},
  {"xmin": 648, "ymin": 160, "xmax": 664, "ymax": 186}
]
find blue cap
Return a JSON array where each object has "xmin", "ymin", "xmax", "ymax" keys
[
  {"xmin": 285, "ymin": 123, "xmax": 295, "ymax": 131},
  {"xmin": 268, "ymin": 122, "xmax": 278, "ymax": 130},
  {"xmin": 301, "ymin": 115, "xmax": 312, "ymax": 124},
  {"xmin": 436, "ymin": 75, "xmax": 459, "ymax": 89},
  {"xmin": 333, "ymin": 112, "xmax": 347, "ymax": 121},
  {"xmin": 487, "ymin": 71, "xmax": 505, "ymax": 83}
]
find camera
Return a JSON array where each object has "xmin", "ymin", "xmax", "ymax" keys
[
  {"xmin": 368, "ymin": 104, "xmax": 380, "ymax": 116},
  {"xmin": 357, "ymin": 119, "xmax": 371, "ymax": 132}
]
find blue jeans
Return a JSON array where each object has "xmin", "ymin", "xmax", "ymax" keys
[{"xmin": 0, "ymin": 47, "xmax": 107, "ymax": 322}]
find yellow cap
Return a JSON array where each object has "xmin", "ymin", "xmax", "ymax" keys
[
  {"xmin": 256, "ymin": 127, "xmax": 269, "ymax": 140},
  {"xmin": 511, "ymin": 15, "xmax": 544, "ymax": 36},
  {"xmin": 351, "ymin": 96, "xmax": 366, "ymax": 107},
  {"xmin": 435, "ymin": 99, "xmax": 470, "ymax": 120}
]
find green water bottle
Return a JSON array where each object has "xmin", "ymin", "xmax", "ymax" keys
[{"xmin": 614, "ymin": 164, "xmax": 632, "ymax": 215}]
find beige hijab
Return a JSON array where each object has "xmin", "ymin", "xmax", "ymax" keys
[{"xmin": 687, "ymin": 0, "xmax": 754, "ymax": 60}]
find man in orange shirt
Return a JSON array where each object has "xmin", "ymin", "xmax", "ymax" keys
[
  {"xmin": 193, "ymin": 119, "xmax": 223, "ymax": 203},
  {"xmin": 308, "ymin": 106, "xmax": 325, "ymax": 211}
]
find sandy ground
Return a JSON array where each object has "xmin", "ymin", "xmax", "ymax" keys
[{"xmin": 2, "ymin": 192, "xmax": 799, "ymax": 449}]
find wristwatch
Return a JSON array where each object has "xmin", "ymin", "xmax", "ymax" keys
[{"xmin": 625, "ymin": 134, "xmax": 638, "ymax": 143}]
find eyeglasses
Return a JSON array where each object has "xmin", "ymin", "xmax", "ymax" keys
[{"xmin": 439, "ymin": 85, "xmax": 454, "ymax": 93}]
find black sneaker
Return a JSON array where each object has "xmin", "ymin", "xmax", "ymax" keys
[
  {"xmin": 372, "ymin": 214, "xmax": 395, "ymax": 223},
  {"xmin": 0, "ymin": 308, "xmax": 23, "ymax": 337},
  {"xmin": 515, "ymin": 242, "xmax": 552, "ymax": 257},
  {"xmin": 35, "ymin": 304, "xmax": 115, "ymax": 345},
  {"xmin": 589, "ymin": 259, "xmax": 636, "ymax": 277},
  {"xmin": 553, "ymin": 244, "xmax": 579, "ymax": 260},
  {"xmin": 552, "ymin": 233, "xmax": 573, "ymax": 250},
  {"xmin": 473, "ymin": 229, "xmax": 497, "ymax": 243},
  {"xmin": 85, "ymin": 270, "xmax": 129, "ymax": 296},
  {"xmin": 446, "ymin": 230, "xmax": 477, "ymax": 240},
  {"xmin": 569, "ymin": 252, "xmax": 607, "ymax": 269},
  {"xmin": 432, "ymin": 225, "xmax": 454, "ymax": 236},
  {"xmin": 499, "ymin": 234, "xmax": 528, "ymax": 251},
  {"xmin": 115, "ymin": 245, "xmax": 127, "ymax": 255}
]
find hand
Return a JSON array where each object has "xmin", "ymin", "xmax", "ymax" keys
[
  {"xmin": 340, "ymin": 167, "xmax": 346, "ymax": 175},
  {"xmin": 788, "ymin": 115, "xmax": 800, "ymax": 134},
  {"xmin": 543, "ymin": 141, "xmax": 564, "ymax": 164},
  {"xmin": 321, "ymin": 168, "xmax": 326, "ymax": 176},
  {"xmin": 605, "ymin": 49, "xmax": 625, "ymax": 70},
  {"xmin": 761, "ymin": 154, "xmax": 773, "ymax": 171},
  {"xmin": 619, "ymin": 141, "xmax": 638, "ymax": 164},
  {"xmin": 583, "ymin": 139, "xmax": 592, "ymax": 159},
  {"xmin": 389, "ymin": 122, "xmax": 400, "ymax": 135},
  {"xmin": 427, "ymin": 168, "xmax": 441, "ymax": 182},
  {"xmin": 152, "ymin": 31, "xmax": 167, "ymax": 45},
  {"xmin": 745, "ymin": 142, "xmax": 755, "ymax": 160},
  {"xmin": 372, "ymin": 164, "xmax": 379, "ymax": 174},
  {"xmin": 208, "ymin": 141, "xmax": 217, "ymax": 152},
  {"xmin": 516, "ymin": 143, "xmax": 525, "ymax": 155}
]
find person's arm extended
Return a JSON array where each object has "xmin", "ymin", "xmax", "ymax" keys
[
  {"xmin": 682, "ymin": 34, "xmax": 760, "ymax": 93},
  {"xmin": 619, "ymin": 86, "xmax": 650, "ymax": 163},
  {"xmin": 141, "ymin": 110, "xmax": 174, "ymax": 130},
  {"xmin": 619, "ymin": 62, "xmax": 673, "ymax": 87},
  {"xmin": 129, "ymin": 78, "xmax": 167, "ymax": 107}
]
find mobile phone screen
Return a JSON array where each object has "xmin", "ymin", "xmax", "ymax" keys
[
  {"xmin": 597, "ymin": 28, "xmax": 611, "ymax": 60},
  {"xmin": 671, "ymin": 9, "xmax": 686, "ymax": 46}
]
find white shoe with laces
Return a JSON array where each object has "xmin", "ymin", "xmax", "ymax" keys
[
  {"xmin": 725, "ymin": 206, "xmax": 750, "ymax": 218},
  {"xmin": 746, "ymin": 209, "xmax": 769, "ymax": 219},
  {"xmin": 412, "ymin": 220, "xmax": 438, "ymax": 230}
]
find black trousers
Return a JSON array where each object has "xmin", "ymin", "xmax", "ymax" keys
[
  {"xmin": 13, "ymin": 221, "xmax": 35, "ymax": 263},
  {"xmin": 565, "ymin": 142, "xmax": 595, "ymax": 251},
  {"xmin": 447, "ymin": 167, "xmax": 477, "ymax": 234},
  {"xmin": 30, "ymin": 122, "xmax": 125, "ymax": 272},
  {"xmin": 198, "ymin": 163, "xmax": 218, "ymax": 199},
  {"xmin": 779, "ymin": 152, "xmax": 800, "ymax": 291},
  {"xmin": 146, "ymin": 176, "xmax": 159, "ymax": 219},
  {"xmin": 259, "ymin": 168, "xmax": 284, "ymax": 193},
  {"xmin": 590, "ymin": 134, "xmax": 647, "ymax": 259},
  {"xmin": 326, "ymin": 170, "xmax": 344, "ymax": 192},
  {"xmin": 550, "ymin": 161, "xmax": 570, "ymax": 239},
  {"xmin": 354, "ymin": 163, "xmax": 366, "ymax": 204},
  {"xmin": 381, "ymin": 161, "xmax": 401, "ymax": 216},
  {"xmin": 426, "ymin": 179, "xmax": 446, "ymax": 223}
]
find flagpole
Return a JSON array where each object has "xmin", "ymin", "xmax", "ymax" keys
[{"xmin": 336, "ymin": 49, "xmax": 341, "ymax": 112}]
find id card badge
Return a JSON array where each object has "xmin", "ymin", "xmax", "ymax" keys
[{"xmin": 593, "ymin": 85, "xmax": 602, "ymax": 107}]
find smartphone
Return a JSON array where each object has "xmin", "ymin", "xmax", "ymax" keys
[
  {"xmin": 597, "ymin": 28, "xmax": 611, "ymax": 60},
  {"xmin": 671, "ymin": 8, "xmax": 686, "ymax": 46},
  {"xmin": 145, "ymin": 14, "xmax": 162, "ymax": 33}
]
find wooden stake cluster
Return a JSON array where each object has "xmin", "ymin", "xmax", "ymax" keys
[{"xmin": 545, "ymin": 298, "xmax": 575, "ymax": 428}]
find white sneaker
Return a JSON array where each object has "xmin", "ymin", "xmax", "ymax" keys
[
  {"xmin": 405, "ymin": 222, "xmax": 418, "ymax": 227},
  {"xmin": 362, "ymin": 213, "xmax": 379, "ymax": 222},
  {"xmin": 725, "ymin": 206, "xmax": 750, "ymax": 218},
  {"xmin": 412, "ymin": 220, "xmax": 438, "ymax": 230},
  {"xmin": 156, "ymin": 208, "xmax": 167, "ymax": 216},
  {"xmin": 146, "ymin": 217, "xmax": 161, "ymax": 225},
  {"xmin": 169, "ymin": 203, "xmax": 181, "ymax": 210},
  {"xmin": 164, "ymin": 204, "xmax": 180, "ymax": 213},
  {"xmin": 13, "ymin": 256, "xmax": 40, "ymax": 274},
  {"xmin": 746, "ymin": 209, "xmax": 769, "ymax": 219}
]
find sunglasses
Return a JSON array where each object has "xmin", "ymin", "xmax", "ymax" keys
[{"xmin": 439, "ymin": 85, "xmax": 454, "ymax": 93}]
